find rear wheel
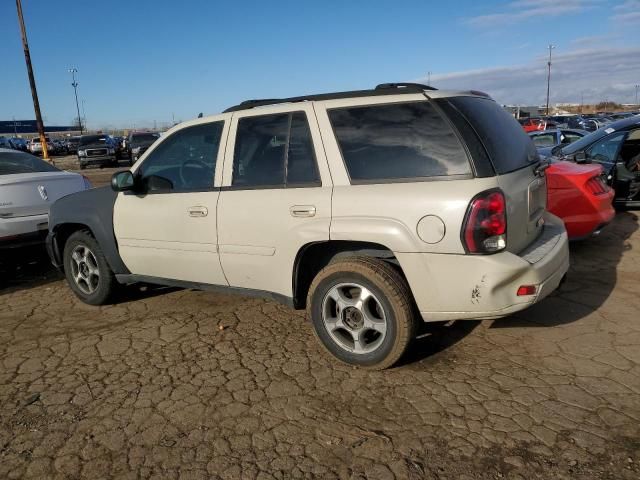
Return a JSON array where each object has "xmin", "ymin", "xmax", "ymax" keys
[
  {"xmin": 307, "ymin": 256, "xmax": 416, "ymax": 370},
  {"xmin": 63, "ymin": 230, "xmax": 116, "ymax": 305}
]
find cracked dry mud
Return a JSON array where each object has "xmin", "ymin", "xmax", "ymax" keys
[{"xmin": 1, "ymin": 179, "xmax": 639, "ymax": 478}]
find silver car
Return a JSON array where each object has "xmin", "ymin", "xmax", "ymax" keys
[{"xmin": 0, "ymin": 148, "xmax": 91, "ymax": 251}]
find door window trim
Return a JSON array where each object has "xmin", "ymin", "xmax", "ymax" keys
[
  {"xmin": 132, "ymin": 119, "xmax": 229, "ymax": 194},
  {"xmin": 224, "ymin": 109, "xmax": 323, "ymax": 190}
]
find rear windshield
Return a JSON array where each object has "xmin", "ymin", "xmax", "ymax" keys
[
  {"xmin": 438, "ymin": 96, "xmax": 539, "ymax": 175},
  {"xmin": 80, "ymin": 135, "xmax": 108, "ymax": 146},
  {"xmin": 328, "ymin": 101, "xmax": 471, "ymax": 182},
  {"xmin": 0, "ymin": 151, "xmax": 60, "ymax": 175},
  {"xmin": 131, "ymin": 133, "xmax": 159, "ymax": 144}
]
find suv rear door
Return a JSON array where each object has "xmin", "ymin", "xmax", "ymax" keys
[
  {"xmin": 217, "ymin": 104, "xmax": 332, "ymax": 299},
  {"xmin": 437, "ymin": 96, "xmax": 546, "ymax": 253}
]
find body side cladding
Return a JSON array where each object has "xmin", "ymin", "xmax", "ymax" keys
[
  {"xmin": 115, "ymin": 274, "xmax": 294, "ymax": 308},
  {"xmin": 47, "ymin": 186, "xmax": 130, "ymax": 274}
]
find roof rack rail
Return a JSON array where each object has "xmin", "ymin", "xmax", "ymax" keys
[
  {"xmin": 375, "ymin": 82, "xmax": 437, "ymax": 91},
  {"xmin": 223, "ymin": 83, "xmax": 438, "ymax": 113}
]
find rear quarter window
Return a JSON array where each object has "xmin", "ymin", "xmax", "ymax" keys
[
  {"xmin": 328, "ymin": 101, "xmax": 471, "ymax": 183},
  {"xmin": 437, "ymin": 96, "xmax": 539, "ymax": 175}
]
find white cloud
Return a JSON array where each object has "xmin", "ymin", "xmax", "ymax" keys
[
  {"xmin": 610, "ymin": 0, "xmax": 640, "ymax": 23},
  {"xmin": 464, "ymin": 0, "xmax": 598, "ymax": 26},
  {"xmin": 419, "ymin": 47, "xmax": 640, "ymax": 105}
]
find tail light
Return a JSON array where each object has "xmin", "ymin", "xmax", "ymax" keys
[
  {"xmin": 462, "ymin": 189, "xmax": 507, "ymax": 254},
  {"xmin": 585, "ymin": 176, "xmax": 608, "ymax": 195}
]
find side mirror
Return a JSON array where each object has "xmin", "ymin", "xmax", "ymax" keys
[
  {"xmin": 574, "ymin": 151, "xmax": 588, "ymax": 164},
  {"xmin": 111, "ymin": 171, "xmax": 135, "ymax": 192}
]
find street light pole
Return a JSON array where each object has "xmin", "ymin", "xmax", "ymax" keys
[
  {"xmin": 69, "ymin": 68, "xmax": 83, "ymax": 134},
  {"xmin": 15, "ymin": 0, "xmax": 50, "ymax": 161},
  {"xmin": 545, "ymin": 45, "xmax": 555, "ymax": 116}
]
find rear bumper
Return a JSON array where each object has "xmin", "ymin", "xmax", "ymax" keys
[
  {"xmin": 564, "ymin": 196, "xmax": 615, "ymax": 240},
  {"xmin": 396, "ymin": 212, "xmax": 570, "ymax": 322},
  {"xmin": 1, "ymin": 213, "xmax": 49, "ymax": 250},
  {"xmin": 0, "ymin": 217, "xmax": 49, "ymax": 250}
]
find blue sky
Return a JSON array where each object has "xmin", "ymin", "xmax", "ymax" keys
[{"xmin": 1, "ymin": 0, "xmax": 639, "ymax": 129}]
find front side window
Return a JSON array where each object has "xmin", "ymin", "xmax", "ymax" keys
[
  {"xmin": 232, "ymin": 112, "xmax": 320, "ymax": 188},
  {"xmin": 586, "ymin": 131, "xmax": 626, "ymax": 166},
  {"xmin": 138, "ymin": 121, "xmax": 223, "ymax": 192},
  {"xmin": 328, "ymin": 101, "xmax": 471, "ymax": 182}
]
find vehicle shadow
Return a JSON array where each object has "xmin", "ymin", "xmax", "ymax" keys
[
  {"xmin": 492, "ymin": 211, "xmax": 638, "ymax": 329},
  {"xmin": 398, "ymin": 320, "xmax": 481, "ymax": 367},
  {"xmin": 113, "ymin": 283, "xmax": 182, "ymax": 304},
  {"xmin": 0, "ymin": 247, "xmax": 63, "ymax": 295}
]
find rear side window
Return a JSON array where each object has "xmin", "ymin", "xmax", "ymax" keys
[
  {"xmin": 232, "ymin": 112, "xmax": 320, "ymax": 188},
  {"xmin": 439, "ymin": 97, "xmax": 539, "ymax": 175},
  {"xmin": 328, "ymin": 101, "xmax": 471, "ymax": 183}
]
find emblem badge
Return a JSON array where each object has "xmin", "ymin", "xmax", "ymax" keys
[{"xmin": 37, "ymin": 185, "xmax": 48, "ymax": 201}]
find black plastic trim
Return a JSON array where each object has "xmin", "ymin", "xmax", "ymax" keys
[
  {"xmin": 115, "ymin": 274, "xmax": 295, "ymax": 308},
  {"xmin": 47, "ymin": 186, "xmax": 130, "ymax": 274}
]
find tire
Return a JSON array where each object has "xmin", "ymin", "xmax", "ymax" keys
[
  {"xmin": 79, "ymin": 163, "xmax": 86, "ymax": 170},
  {"xmin": 307, "ymin": 256, "xmax": 416, "ymax": 370},
  {"xmin": 63, "ymin": 230, "xmax": 117, "ymax": 305}
]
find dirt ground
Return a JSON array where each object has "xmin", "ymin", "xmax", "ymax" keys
[{"xmin": 1, "ymin": 159, "xmax": 639, "ymax": 479}]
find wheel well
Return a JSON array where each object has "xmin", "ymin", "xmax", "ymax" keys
[
  {"xmin": 292, "ymin": 241, "xmax": 401, "ymax": 309},
  {"xmin": 54, "ymin": 223, "xmax": 94, "ymax": 259}
]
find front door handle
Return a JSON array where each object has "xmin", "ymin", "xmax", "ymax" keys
[
  {"xmin": 290, "ymin": 205, "xmax": 316, "ymax": 217},
  {"xmin": 188, "ymin": 206, "xmax": 208, "ymax": 217}
]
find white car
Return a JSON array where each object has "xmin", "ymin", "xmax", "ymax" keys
[
  {"xmin": 0, "ymin": 148, "xmax": 91, "ymax": 251},
  {"xmin": 47, "ymin": 83, "xmax": 569, "ymax": 369}
]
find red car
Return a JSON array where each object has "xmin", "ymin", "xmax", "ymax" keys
[
  {"xmin": 518, "ymin": 118, "xmax": 558, "ymax": 133},
  {"xmin": 546, "ymin": 161, "xmax": 615, "ymax": 240}
]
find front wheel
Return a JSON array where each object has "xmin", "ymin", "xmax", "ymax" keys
[
  {"xmin": 63, "ymin": 230, "xmax": 117, "ymax": 305},
  {"xmin": 307, "ymin": 256, "xmax": 417, "ymax": 370}
]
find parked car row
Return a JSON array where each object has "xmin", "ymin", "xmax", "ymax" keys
[{"xmin": 518, "ymin": 112, "xmax": 639, "ymax": 133}]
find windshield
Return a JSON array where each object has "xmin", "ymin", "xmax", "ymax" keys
[
  {"xmin": 558, "ymin": 128, "xmax": 612, "ymax": 155},
  {"xmin": 131, "ymin": 133, "xmax": 159, "ymax": 144},
  {"xmin": 0, "ymin": 151, "xmax": 60, "ymax": 175},
  {"xmin": 79, "ymin": 135, "xmax": 108, "ymax": 146}
]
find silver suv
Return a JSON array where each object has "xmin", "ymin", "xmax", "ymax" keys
[{"xmin": 47, "ymin": 83, "xmax": 569, "ymax": 369}]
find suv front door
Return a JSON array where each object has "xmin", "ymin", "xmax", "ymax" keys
[
  {"xmin": 217, "ymin": 105, "xmax": 332, "ymax": 300},
  {"xmin": 113, "ymin": 120, "xmax": 228, "ymax": 285}
]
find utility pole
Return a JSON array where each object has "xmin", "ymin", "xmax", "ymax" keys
[
  {"xmin": 545, "ymin": 44, "xmax": 555, "ymax": 116},
  {"xmin": 635, "ymin": 84, "xmax": 639, "ymax": 108},
  {"xmin": 580, "ymin": 92, "xmax": 584, "ymax": 114},
  {"xmin": 81, "ymin": 99, "xmax": 87, "ymax": 131},
  {"xmin": 16, "ymin": 0, "xmax": 49, "ymax": 161},
  {"xmin": 69, "ymin": 68, "xmax": 83, "ymax": 134},
  {"xmin": 427, "ymin": 71, "xmax": 432, "ymax": 86}
]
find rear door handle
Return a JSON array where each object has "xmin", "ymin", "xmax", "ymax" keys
[
  {"xmin": 290, "ymin": 205, "xmax": 316, "ymax": 217},
  {"xmin": 188, "ymin": 206, "xmax": 208, "ymax": 217}
]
